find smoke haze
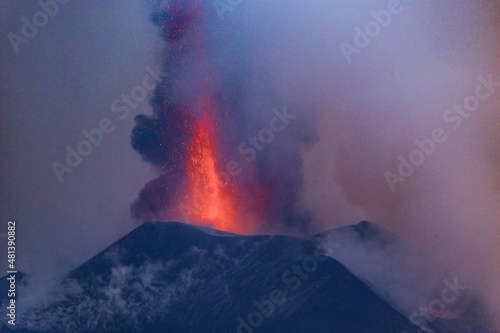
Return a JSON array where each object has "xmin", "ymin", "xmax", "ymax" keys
[
  {"xmin": 1, "ymin": 0, "xmax": 498, "ymax": 331},
  {"xmin": 130, "ymin": 0, "xmax": 500, "ymax": 330}
]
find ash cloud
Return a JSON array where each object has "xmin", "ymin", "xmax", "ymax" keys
[
  {"xmin": 130, "ymin": 0, "xmax": 318, "ymax": 233},
  {"xmin": 130, "ymin": 0, "xmax": 500, "ymax": 330}
]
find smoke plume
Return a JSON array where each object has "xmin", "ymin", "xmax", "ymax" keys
[
  {"xmin": 130, "ymin": 0, "xmax": 318, "ymax": 234},
  {"xmin": 130, "ymin": 0, "xmax": 500, "ymax": 330}
]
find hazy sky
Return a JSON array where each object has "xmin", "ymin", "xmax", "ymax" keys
[
  {"xmin": 1, "ymin": 1, "xmax": 500, "ymax": 328},
  {"xmin": 0, "ymin": 1, "xmax": 162, "ymax": 276}
]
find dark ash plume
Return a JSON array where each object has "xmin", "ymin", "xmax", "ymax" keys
[{"xmin": 130, "ymin": 0, "xmax": 318, "ymax": 234}]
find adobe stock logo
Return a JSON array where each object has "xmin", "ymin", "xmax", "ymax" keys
[
  {"xmin": 384, "ymin": 73, "xmax": 500, "ymax": 192},
  {"xmin": 51, "ymin": 65, "xmax": 167, "ymax": 183},
  {"xmin": 235, "ymin": 242, "xmax": 341, "ymax": 333},
  {"xmin": 407, "ymin": 277, "xmax": 468, "ymax": 333},
  {"xmin": 213, "ymin": 0, "xmax": 244, "ymax": 21},
  {"xmin": 7, "ymin": 0, "xmax": 72, "ymax": 54},
  {"xmin": 178, "ymin": 107, "xmax": 296, "ymax": 223},
  {"xmin": 340, "ymin": 0, "xmax": 414, "ymax": 64}
]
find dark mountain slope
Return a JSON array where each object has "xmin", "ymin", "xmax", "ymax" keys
[{"xmin": 7, "ymin": 222, "xmax": 421, "ymax": 333}]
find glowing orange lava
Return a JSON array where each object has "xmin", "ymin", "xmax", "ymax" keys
[{"xmin": 185, "ymin": 105, "xmax": 241, "ymax": 233}]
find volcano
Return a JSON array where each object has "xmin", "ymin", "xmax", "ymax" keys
[{"xmin": 8, "ymin": 221, "xmax": 429, "ymax": 333}]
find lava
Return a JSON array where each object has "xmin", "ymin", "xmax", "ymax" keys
[{"xmin": 184, "ymin": 101, "xmax": 243, "ymax": 233}]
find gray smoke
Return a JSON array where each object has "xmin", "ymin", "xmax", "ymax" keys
[{"xmin": 133, "ymin": 0, "xmax": 500, "ymax": 331}]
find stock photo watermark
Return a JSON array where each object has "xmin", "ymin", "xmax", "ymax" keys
[
  {"xmin": 234, "ymin": 242, "xmax": 340, "ymax": 333},
  {"xmin": 384, "ymin": 73, "xmax": 500, "ymax": 192},
  {"xmin": 340, "ymin": 0, "xmax": 415, "ymax": 64},
  {"xmin": 7, "ymin": 0, "xmax": 72, "ymax": 54},
  {"xmin": 51, "ymin": 65, "xmax": 168, "ymax": 183},
  {"xmin": 178, "ymin": 106, "xmax": 297, "ymax": 223},
  {"xmin": 4, "ymin": 221, "xmax": 17, "ymax": 327},
  {"xmin": 406, "ymin": 277, "xmax": 468, "ymax": 333},
  {"xmin": 213, "ymin": 0, "xmax": 244, "ymax": 21}
]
